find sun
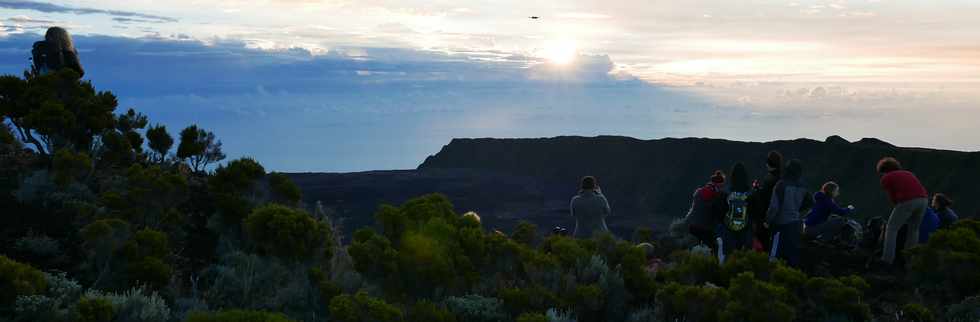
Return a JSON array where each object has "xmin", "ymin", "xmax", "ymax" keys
[{"xmin": 540, "ymin": 39, "xmax": 578, "ymax": 65}]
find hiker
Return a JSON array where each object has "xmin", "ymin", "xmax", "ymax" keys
[
  {"xmin": 919, "ymin": 207, "xmax": 940, "ymax": 243},
  {"xmin": 570, "ymin": 176, "xmax": 611, "ymax": 238},
  {"xmin": 750, "ymin": 151, "xmax": 783, "ymax": 251},
  {"xmin": 876, "ymin": 157, "xmax": 928, "ymax": 265},
  {"xmin": 803, "ymin": 182, "xmax": 855, "ymax": 243},
  {"xmin": 32, "ymin": 27, "xmax": 85, "ymax": 77},
  {"xmin": 685, "ymin": 170, "xmax": 727, "ymax": 252},
  {"xmin": 932, "ymin": 193, "xmax": 958, "ymax": 229},
  {"xmin": 766, "ymin": 159, "xmax": 812, "ymax": 267},
  {"xmin": 719, "ymin": 163, "xmax": 754, "ymax": 257}
]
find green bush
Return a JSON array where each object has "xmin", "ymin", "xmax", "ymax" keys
[
  {"xmin": 908, "ymin": 220, "xmax": 980, "ymax": 300},
  {"xmin": 946, "ymin": 296, "xmax": 980, "ymax": 322},
  {"xmin": 499, "ymin": 286, "xmax": 560, "ymax": 317},
  {"xmin": 657, "ymin": 282, "xmax": 728, "ymax": 322},
  {"xmin": 542, "ymin": 235, "xmax": 590, "ymax": 268},
  {"xmin": 268, "ymin": 172, "xmax": 302, "ymax": 205},
  {"xmin": 244, "ymin": 203, "xmax": 333, "ymax": 262},
  {"xmin": 445, "ymin": 295, "xmax": 508, "ymax": 322},
  {"xmin": 407, "ymin": 300, "xmax": 457, "ymax": 322},
  {"xmin": 184, "ymin": 309, "xmax": 296, "ymax": 322},
  {"xmin": 900, "ymin": 303, "xmax": 935, "ymax": 322},
  {"xmin": 802, "ymin": 276, "xmax": 871, "ymax": 321},
  {"xmin": 720, "ymin": 272, "xmax": 795, "ymax": 322},
  {"xmin": 512, "ymin": 221, "xmax": 538, "ymax": 246},
  {"xmin": 120, "ymin": 229, "xmax": 172, "ymax": 289},
  {"xmin": 517, "ymin": 312, "xmax": 549, "ymax": 322},
  {"xmin": 76, "ymin": 297, "xmax": 115, "ymax": 322},
  {"xmin": 659, "ymin": 250, "xmax": 722, "ymax": 286},
  {"xmin": 329, "ymin": 291, "xmax": 403, "ymax": 322},
  {"xmin": 52, "ymin": 148, "xmax": 91, "ymax": 186},
  {"xmin": 0, "ymin": 255, "xmax": 47, "ymax": 306}
]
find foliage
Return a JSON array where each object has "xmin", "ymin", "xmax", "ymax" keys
[
  {"xmin": 145, "ymin": 124, "xmax": 173, "ymax": 163},
  {"xmin": 656, "ymin": 282, "xmax": 728, "ymax": 322},
  {"xmin": 84, "ymin": 287, "xmax": 172, "ymax": 322},
  {"xmin": 76, "ymin": 296, "xmax": 116, "ymax": 322},
  {"xmin": 244, "ymin": 203, "xmax": 333, "ymax": 262},
  {"xmin": 0, "ymin": 255, "xmax": 47, "ymax": 306},
  {"xmin": 545, "ymin": 308, "xmax": 576, "ymax": 322},
  {"xmin": 899, "ymin": 303, "xmax": 935, "ymax": 322},
  {"xmin": 210, "ymin": 157, "xmax": 265, "ymax": 224},
  {"xmin": 120, "ymin": 229, "xmax": 172, "ymax": 290},
  {"xmin": 513, "ymin": 220, "xmax": 538, "ymax": 246},
  {"xmin": 268, "ymin": 172, "xmax": 302, "ymax": 205},
  {"xmin": 517, "ymin": 312, "xmax": 549, "ymax": 322},
  {"xmin": 945, "ymin": 296, "xmax": 980, "ymax": 322},
  {"xmin": 11, "ymin": 271, "xmax": 82, "ymax": 321},
  {"xmin": 184, "ymin": 309, "xmax": 297, "ymax": 322},
  {"xmin": 444, "ymin": 295, "xmax": 508, "ymax": 322},
  {"xmin": 908, "ymin": 219, "xmax": 980, "ymax": 301},
  {"xmin": 407, "ymin": 300, "xmax": 457, "ymax": 322},
  {"xmin": 329, "ymin": 291, "xmax": 404, "ymax": 322},
  {"xmin": 719, "ymin": 272, "xmax": 795, "ymax": 322},
  {"xmin": 52, "ymin": 148, "xmax": 91, "ymax": 185},
  {"xmin": 177, "ymin": 124, "xmax": 226, "ymax": 172},
  {"xmin": 203, "ymin": 251, "xmax": 320, "ymax": 317}
]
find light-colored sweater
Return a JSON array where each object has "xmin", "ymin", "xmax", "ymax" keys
[{"xmin": 570, "ymin": 189, "xmax": 611, "ymax": 238}]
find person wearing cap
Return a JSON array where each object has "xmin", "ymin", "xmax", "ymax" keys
[
  {"xmin": 570, "ymin": 176, "xmax": 611, "ymax": 238},
  {"xmin": 685, "ymin": 170, "xmax": 727, "ymax": 252},
  {"xmin": 750, "ymin": 151, "xmax": 783, "ymax": 251}
]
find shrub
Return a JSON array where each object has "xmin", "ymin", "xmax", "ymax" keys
[
  {"xmin": 268, "ymin": 172, "xmax": 302, "ymax": 205},
  {"xmin": 329, "ymin": 291, "xmax": 403, "ymax": 322},
  {"xmin": 11, "ymin": 271, "xmax": 83, "ymax": 321},
  {"xmin": 84, "ymin": 287, "xmax": 172, "ymax": 322},
  {"xmin": 184, "ymin": 309, "xmax": 296, "ymax": 322},
  {"xmin": 0, "ymin": 255, "xmax": 47, "ymax": 306},
  {"xmin": 52, "ymin": 148, "xmax": 91, "ymax": 186},
  {"xmin": 632, "ymin": 227, "xmax": 655, "ymax": 244},
  {"xmin": 899, "ymin": 303, "xmax": 935, "ymax": 322},
  {"xmin": 542, "ymin": 235, "xmax": 590, "ymax": 268},
  {"xmin": 76, "ymin": 297, "xmax": 115, "ymax": 322},
  {"xmin": 719, "ymin": 272, "xmax": 795, "ymax": 322},
  {"xmin": 499, "ymin": 286, "xmax": 560, "ymax": 317},
  {"xmin": 407, "ymin": 300, "xmax": 457, "ymax": 322},
  {"xmin": 244, "ymin": 203, "xmax": 333, "ymax": 262},
  {"xmin": 445, "ymin": 295, "xmax": 508, "ymax": 322},
  {"xmin": 657, "ymin": 282, "xmax": 728, "ymax": 322},
  {"xmin": 946, "ymin": 296, "xmax": 980, "ymax": 322},
  {"xmin": 517, "ymin": 312, "xmax": 549, "ymax": 322},
  {"xmin": 907, "ymin": 220, "xmax": 980, "ymax": 300},
  {"xmin": 659, "ymin": 250, "xmax": 722, "ymax": 286},
  {"xmin": 802, "ymin": 277, "xmax": 871, "ymax": 321},
  {"xmin": 513, "ymin": 221, "xmax": 538, "ymax": 246},
  {"xmin": 545, "ymin": 308, "xmax": 576, "ymax": 322},
  {"xmin": 121, "ymin": 229, "xmax": 172, "ymax": 289},
  {"xmin": 348, "ymin": 229, "xmax": 399, "ymax": 285}
]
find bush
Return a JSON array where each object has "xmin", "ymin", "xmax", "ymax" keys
[
  {"xmin": 244, "ymin": 203, "xmax": 333, "ymax": 262},
  {"xmin": 908, "ymin": 220, "xmax": 980, "ymax": 300},
  {"xmin": 513, "ymin": 221, "xmax": 538, "ymax": 246},
  {"xmin": 52, "ymin": 148, "xmax": 91, "ymax": 186},
  {"xmin": 185, "ymin": 309, "xmax": 297, "ymax": 322},
  {"xmin": 121, "ymin": 229, "xmax": 172, "ymax": 289},
  {"xmin": 656, "ymin": 282, "xmax": 728, "ymax": 322},
  {"xmin": 545, "ymin": 308, "xmax": 576, "ymax": 322},
  {"xmin": 719, "ymin": 272, "xmax": 795, "ymax": 322},
  {"xmin": 899, "ymin": 303, "xmax": 935, "ymax": 322},
  {"xmin": 802, "ymin": 276, "xmax": 871, "ymax": 321},
  {"xmin": 517, "ymin": 312, "xmax": 549, "ymax": 322},
  {"xmin": 445, "ymin": 295, "xmax": 508, "ymax": 322},
  {"xmin": 0, "ymin": 255, "xmax": 47, "ymax": 306},
  {"xmin": 329, "ymin": 291, "xmax": 403, "ymax": 322},
  {"xmin": 268, "ymin": 172, "xmax": 302, "ymax": 205},
  {"xmin": 11, "ymin": 271, "xmax": 83, "ymax": 321},
  {"xmin": 946, "ymin": 296, "xmax": 980, "ymax": 322},
  {"xmin": 76, "ymin": 297, "xmax": 115, "ymax": 322},
  {"xmin": 659, "ymin": 250, "xmax": 722, "ymax": 286},
  {"xmin": 499, "ymin": 286, "xmax": 560, "ymax": 317},
  {"xmin": 84, "ymin": 287, "xmax": 172, "ymax": 322},
  {"xmin": 407, "ymin": 300, "xmax": 457, "ymax": 322}
]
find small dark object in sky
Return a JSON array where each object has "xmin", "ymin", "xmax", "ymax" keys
[{"xmin": 529, "ymin": 16, "xmax": 540, "ymax": 19}]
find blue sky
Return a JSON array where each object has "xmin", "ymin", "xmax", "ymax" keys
[{"xmin": 1, "ymin": 0, "xmax": 978, "ymax": 171}]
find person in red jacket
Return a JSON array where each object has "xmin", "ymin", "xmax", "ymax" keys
[{"xmin": 877, "ymin": 157, "xmax": 929, "ymax": 265}]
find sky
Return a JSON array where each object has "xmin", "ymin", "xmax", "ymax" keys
[{"xmin": 1, "ymin": 0, "xmax": 978, "ymax": 172}]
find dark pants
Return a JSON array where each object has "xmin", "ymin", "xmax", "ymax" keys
[
  {"xmin": 771, "ymin": 222, "xmax": 802, "ymax": 267},
  {"xmin": 689, "ymin": 226, "xmax": 718, "ymax": 252},
  {"xmin": 755, "ymin": 223, "xmax": 772, "ymax": 253},
  {"xmin": 721, "ymin": 227, "xmax": 754, "ymax": 255},
  {"xmin": 804, "ymin": 217, "xmax": 846, "ymax": 242}
]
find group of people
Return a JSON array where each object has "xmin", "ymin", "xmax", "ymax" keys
[{"xmin": 567, "ymin": 151, "xmax": 960, "ymax": 269}]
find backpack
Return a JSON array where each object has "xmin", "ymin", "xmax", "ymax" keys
[
  {"xmin": 31, "ymin": 41, "xmax": 62, "ymax": 75},
  {"xmin": 725, "ymin": 191, "xmax": 751, "ymax": 231}
]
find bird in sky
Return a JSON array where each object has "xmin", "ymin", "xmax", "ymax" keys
[{"xmin": 529, "ymin": 16, "xmax": 540, "ymax": 19}]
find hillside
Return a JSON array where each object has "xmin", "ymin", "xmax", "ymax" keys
[{"xmin": 293, "ymin": 135, "xmax": 979, "ymax": 236}]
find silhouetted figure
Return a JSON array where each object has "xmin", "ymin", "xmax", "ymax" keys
[
  {"xmin": 932, "ymin": 193, "xmax": 958, "ymax": 230},
  {"xmin": 766, "ymin": 159, "xmax": 812, "ymax": 267},
  {"xmin": 685, "ymin": 170, "xmax": 726, "ymax": 252},
  {"xmin": 32, "ymin": 27, "xmax": 84, "ymax": 77},
  {"xmin": 570, "ymin": 176, "xmax": 611, "ymax": 238},
  {"xmin": 877, "ymin": 157, "xmax": 928, "ymax": 265},
  {"xmin": 719, "ymin": 163, "xmax": 754, "ymax": 257},
  {"xmin": 803, "ymin": 182, "xmax": 855, "ymax": 242},
  {"xmin": 751, "ymin": 151, "xmax": 783, "ymax": 252}
]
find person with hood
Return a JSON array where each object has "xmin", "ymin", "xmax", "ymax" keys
[
  {"xmin": 32, "ymin": 27, "xmax": 85, "ymax": 77},
  {"xmin": 876, "ymin": 157, "xmax": 928, "ymax": 265},
  {"xmin": 719, "ymin": 163, "xmax": 754, "ymax": 256},
  {"xmin": 570, "ymin": 176, "xmax": 611, "ymax": 238},
  {"xmin": 766, "ymin": 159, "xmax": 812, "ymax": 267},
  {"xmin": 685, "ymin": 170, "xmax": 727, "ymax": 251},
  {"xmin": 751, "ymin": 151, "xmax": 783, "ymax": 251},
  {"xmin": 932, "ymin": 193, "xmax": 958, "ymax": 229},
  {"xmin": 803, "ymin": 181, "xmax": 855, "ymax": 242}
]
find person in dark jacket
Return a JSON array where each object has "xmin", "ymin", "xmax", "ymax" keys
[
  {"xmin": 32, "ymin": 27, "xmax": 85, "ymax": 77},
  {"xmin": 932, "ymin": 193, "xmax": 958, "ymax": 229},
  {"xmin": 685, "ymin": 170, "xmax": 727, "ymax": 252},
  {"xmin": 766, "ymin": 159, "xmax": 812, "ymax": 267},
  {"xmin": 877, "ymin": 157, "xmax": 928, "ymax": 265},
  {"xmin": 719, "ymin": 163, "xmax": 754, "ymax": 257},
  {"xmin": 919, "ymin": 207, "xmax": 940, "ymax": 243},
  {"xmin": 803, "ymin": 182, "xmax": 855, "ymax": 242},
  {"xmin": 751, "ymin": 151, "xmax": 783, "ymax": 251},
  {"xmin": 570, "ymin": 176, "xmax": 611, "ymax": 238}
]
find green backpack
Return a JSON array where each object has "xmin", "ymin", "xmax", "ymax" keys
[{"xmin": 725, "ymin": 191, "xmax": 751, "ymax": 231}]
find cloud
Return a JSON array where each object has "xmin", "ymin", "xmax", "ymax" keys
[{"xmin": 0, "ymin": 0, "xmax": 178, "ymax": 23}]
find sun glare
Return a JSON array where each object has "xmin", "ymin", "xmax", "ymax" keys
[{"xmin": 540, "ymin": 39, "xmax": 578, "ymax": 65}]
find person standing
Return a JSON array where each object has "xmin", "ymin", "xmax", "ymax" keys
[
  {"xmin": 751, "ymin": 151, "xmax": 783, "ymax": 251},
  {"xmin": 685, "ymin": 170, "xmax": 727, "ymax": 251},
  {"xmin": 570, "ymin": 176, "xmax": 611, "ymax": 238},
  {"xmin": 32, "ymin": 27, "xmax": 85, "ymax": 77},
  {"xmin": 877, "ymin": 157, "xmax": 929, "ymax": 265},
  {"xmin": 766, "ymin": 159, "xmax": 812, "ymax": 267},
  {"xmin": 719, "ymin": 163, "xmax": 754, "ymax": 257}
]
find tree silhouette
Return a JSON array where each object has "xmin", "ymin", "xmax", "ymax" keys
[
  {"xmin": 177, "ymin": 124, "xmax": 226, "ymax": 172},
  {"xmin": 145, "ymin": 124, "xmax": 173, "ymax": 163}
]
